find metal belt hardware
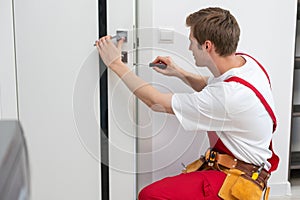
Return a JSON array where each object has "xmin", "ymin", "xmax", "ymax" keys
[
  {"xmin": 204, "ymin": 148, "xmax": 270, "ymax": 190},
  {"xmin": 181, "ymin": 162, "xmax": 186, "ymax": 170},
  {"xmin": 207, "ymin": 149, "xmax": 217, "ymax": 167}
]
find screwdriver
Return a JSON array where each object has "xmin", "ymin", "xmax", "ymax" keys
[
  {"xmin": 251, "ymin": 163, "xmax": 265, "ymax": 180},
  {"xmin": 133, "ymin": 62, "xmax": 167, "ymax": 69}
]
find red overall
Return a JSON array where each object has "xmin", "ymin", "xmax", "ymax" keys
[{"xmin": 138, "ymin": 53, "xmax": 279, "ymax": 200}]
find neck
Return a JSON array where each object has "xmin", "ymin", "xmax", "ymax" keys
[{"xmin": 208, "ymin": 52, "xmax": 246, "ymax": 77}]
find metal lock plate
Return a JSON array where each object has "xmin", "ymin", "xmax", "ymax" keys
[{"xmin": 116, "ymin": 30, "xmax": 128, "ymax": 42}]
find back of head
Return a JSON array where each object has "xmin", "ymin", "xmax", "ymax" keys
[{"xmin": 186, "ymin": 7, "xmax": 240, "ymax": 56}]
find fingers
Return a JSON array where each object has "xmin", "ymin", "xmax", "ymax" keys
[
  {"xmin": 152, "ymin": 56, "xmax": 171, "ymax": 65},
  {"xmin": 117, "ymin": 38, "xmax": 125, "ymax": 50},
  {"xmin": 152, "ymin": 66, "xmax": 165, "ymax": 73},
  {"xmin": 95, "ymin": 35, "xmax": 112, "ymax": 48}
]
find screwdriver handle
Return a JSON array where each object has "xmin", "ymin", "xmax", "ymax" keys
[{"xmin": 149, "ymin": 63, "xmax": 167, "ymax": 69}]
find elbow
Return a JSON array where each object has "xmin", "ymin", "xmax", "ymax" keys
[
  {"xmin": 150, "ymin": 104, "xmax": 173, "ymax": 114},
  {"xmin": 149, "ymin": 103, "xmax": 167, "ymax": 113},
  {"xmin": 137, "ymin": 92, "xmax": 174, "ymax": 114}
]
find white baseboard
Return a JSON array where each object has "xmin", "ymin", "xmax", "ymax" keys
[{"xmin": 269, "ymin": 181, "xmax": 292, "ymax": 197}]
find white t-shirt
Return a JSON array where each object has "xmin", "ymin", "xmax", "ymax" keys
[{"xmin": 171, "ymin": 55, "xmax": 276, "ymax": 170}]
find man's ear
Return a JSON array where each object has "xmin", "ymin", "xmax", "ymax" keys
[{"xmin": 204, "ymin": 40, "xmax": 212, "ymax": 51}]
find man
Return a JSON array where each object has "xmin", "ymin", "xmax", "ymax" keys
[{"xmin": 96, "ymin": 7, "xmax": 278, "ymax": 200}]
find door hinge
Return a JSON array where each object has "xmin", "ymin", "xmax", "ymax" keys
[{"xmin": 136, "ymin": 37, "xmax": 140, "ymax": 48}]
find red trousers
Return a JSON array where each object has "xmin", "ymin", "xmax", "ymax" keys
[{"xmin": 138, "ymin": 170, "xmax": 226, "ymax": 200}]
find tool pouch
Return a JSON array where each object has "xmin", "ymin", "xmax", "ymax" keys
[
  {"xmin": 218, "ymin": 169, "xmax": 263, "ymax": 200},
  {"xmin": 182, "ymin": 157, "xmax": 206, "ymax": 173},
  {"xmin": 231, "ymin": 175, "xmax": 263, "ymax": 200}
]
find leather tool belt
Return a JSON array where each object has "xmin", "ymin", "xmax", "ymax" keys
[
  {"xmin": 182, "ymin": 149, "xmax": 271, "ymax": 200},
  {"xmin": 204, "ymin": 149, "xmax": 270, "ymax": 190},
  {"xmin": 182, "ymin": 149, "xmax": 270, "ymax": 200}
]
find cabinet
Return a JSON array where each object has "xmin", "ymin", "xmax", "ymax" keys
[
  {"xmin": 291, "ymin": 1, "xmax": 300, "ymax": 171},
  {"xmin": 291, "ymin": 84, "xmax": 300, "ymax": 170}
]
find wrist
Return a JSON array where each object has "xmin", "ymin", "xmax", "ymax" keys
[
  {"xmin": 109, "ymin": 60, "xmax": 130, "ymax": 77},
  {"xmin": 109, "ymin": 59, "xmax": 124, "ymax": 71},
  {"xmin": 175, "ymin": 67, "xmax": 186, "ymax": 80}
]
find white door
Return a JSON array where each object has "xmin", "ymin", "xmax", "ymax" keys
[
  {"xmin": 0, "ymin": 0, "xmax": 18, "ymax": 120},
  {"xmin": 13, "ymin": 0, "xmax": 100, "ymax": 199},
  {"xmin": 106, "ymin": 0, "xmax": 137, "ymax": 199},
  {"xmin": 135, "ymin": 1, "xmax": 211, "ymax": 192}
]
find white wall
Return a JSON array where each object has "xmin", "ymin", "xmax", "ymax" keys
[
  {"xmin": 138, "ymin": 0, "xmax": 297, "ymax": 196},
  {"xmin": 13, "ymin": 0, "xmax": 100, "ymax": 199},
  {"xmin": 0, "ymin": 0, "xmax": 18, "ymax": 119}
]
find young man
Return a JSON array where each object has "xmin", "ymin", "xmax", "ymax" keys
[{"xmin": 96, "ymin": 7, "xmax": 278, "ymax": 200}]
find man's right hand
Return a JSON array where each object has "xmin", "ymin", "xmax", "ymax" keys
[
  {"xmin": 151, "ymin": 56, "xmax": 182, "ymax": 77},
  {"xmin": 152, "ymin": 56, "xmax": 208, "ymax": 92}
]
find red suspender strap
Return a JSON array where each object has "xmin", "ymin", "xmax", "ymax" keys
[
  {"xmin": 224, "ymin": 77, "xmax": 277, "ymax": 132},
  {"xmin": 208, "ymin": 53, "xmax": 279, "ymax": 172},
  {"xmin": 223, "ymin": 54, "xmax": 279, "ymax": 172},
  {"xmin": 224, "ymin": 76, "xmax": 279, "ymax": 172},
  {"xmin": 235, "ymin": 52, "xmax": 272, "ymax": 87}
]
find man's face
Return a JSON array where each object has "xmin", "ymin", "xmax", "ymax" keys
[{"xmin": 188, "ymin": 30, "xmax": 208, "ymax": 67}]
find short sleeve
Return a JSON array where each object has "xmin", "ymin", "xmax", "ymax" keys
[{"xmin": 171, "ymin": 86, "xmax": 229, "ymax": 131}]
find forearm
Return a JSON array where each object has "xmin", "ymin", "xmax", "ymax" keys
[
  {"xmin": 151, "ymin": 56, "xmax": 208, "ymax": 91},
  {"xmin": 175, "ymin": 67, "xmax": 208, "ymax": 92},
  {"xmin": 110, "ymin": 62, "xmax": 174, "ymax": 114}
]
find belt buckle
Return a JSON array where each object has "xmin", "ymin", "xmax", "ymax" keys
[{"xmin": 205, "ymin": 148, "xmax": 217, "ymax": 167}]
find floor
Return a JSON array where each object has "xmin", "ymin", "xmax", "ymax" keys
[{"xmin": 270, "ymin": 170, "xmax": 300, "ymax": 200}]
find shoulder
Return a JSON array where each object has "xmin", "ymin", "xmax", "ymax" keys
[{"xmin": 206, "ymin": 81, "xmax": 260, "ymax": 113}]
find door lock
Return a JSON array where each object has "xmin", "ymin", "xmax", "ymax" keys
[
  {"xmin": 116, "ymin": 30, "xmax": 128, "ymax": 43},
  {"xmin": 118, "ymin": 30, "xmax": 128, "ymax": 63}
]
